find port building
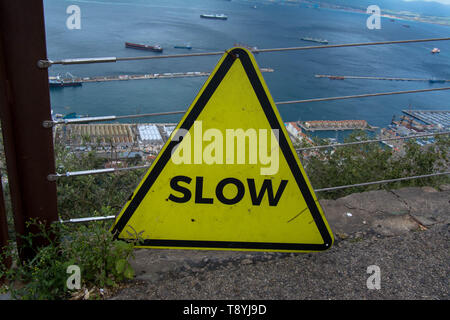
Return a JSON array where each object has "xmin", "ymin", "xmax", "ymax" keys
[
  {"xmin": 60, "ymin": 124, "xmax": 135, "ymax": 148},
  {"xmin": 137, "ymin": 124, "xmax": 163, "ymax": 143},
  {"xmin": 402, "ymin": 110, "xmax": 450, "ymax": 130}
]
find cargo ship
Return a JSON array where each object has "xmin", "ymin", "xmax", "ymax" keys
[
  {"xmin": 49, "ymin": 77, "xmax": 82, "ymax": 88},
  {"xmin": 200, "ymin": 14, "xmax": 227, "ymax": 20},
  {"xmin": 125, "ymin": 42, "xmax": 163, "ymax": 52},
  {"xmin": 234, "ymin": 43, "xmax": 258, "ymax": 53},
  {"xmin": 429, "ymin": 79, "xmax": 445, "ymax": 84},
  {"xmin": 174, "ymin": 44, "xmax": 192, "ymax": 50},
  {"xmin": 300, "ymin": 37, "xmax": 328, "ymax": 44},
  {"xmin": 431, "ymin": 48, "xmax": 440, "ymax": 54}
]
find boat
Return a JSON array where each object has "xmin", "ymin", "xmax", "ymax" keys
[
  {"xmin": 200, "ymin": 14, "xmax": 227, "ymax": 20},
  {"xmin": 300, "ymin": 37, "xmax": 328, "ymax": 44},
  {"xmin": 49, "ymin": 77, "xmax": 82, "ymax": 88},
  {"xmin": 125, "ymin": 42, "xmax": 163, "ymax": 52},
  {"xmin": 174, "ymin": 44, "xmax": 192, "ymax": 50},
  {"xmin": 431, "ymin": 48, "xmax": 440, "ymax": 54},
  {"xmin": 234, "ymin": 43, "xmax": 258, "ymax": 53},
  {"xmin": 62, "ymin": 112, "xmax": 87, "ymax": 119},
  {"xmin": 429, "ymin": 79, "xmax": 445, "ymax": 84},
  {"xmin": 329, "ymin": 76, "xmax": 345, "ymax": 80}
]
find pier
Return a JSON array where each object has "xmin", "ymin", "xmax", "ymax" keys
[
  {"xmin": 298, "ymin": 120, "xmax": 376, "ymax": 132},
  {"xmin": 49, "ymin": 68, "xmax": 274, "ymax": 84},
  {"xmin": 402, "ymin": 110, "xmax": 450, "ymax": 129},
  {"xmin": 315, "ymin": 74, "xmax": 450, "ymax": 83}
]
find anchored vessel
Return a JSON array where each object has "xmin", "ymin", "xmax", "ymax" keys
[
  {"xmin": 234, "ymin": 43, "xmax": 258, "ymax": 53},
  {"xmin": 301, "ymin": 37, "xmax": 328, "ymax": 44},
  {"xmin": 49, "ymin": 77, "xmax": 82, "ymax": 88},
  {"xmin": 200, "ymin": 14, "xmax": 228, "ymax": 20},
  {"xmin": 431, "ymin": 48, "xmax": 440, "ymax": 54},
  {"xmin": 125, "ymin": 42, "xmax": 163, "ymax": 52},
  {"xmin": 174, "ymin": 45, "xmax": 192, "ymax": 50}
]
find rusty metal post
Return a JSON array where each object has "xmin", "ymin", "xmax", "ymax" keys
[
  {"xmin": 0, "ymin": 172, "xmax": 11, "ymax": 276},
  {"xmin": 0, "ymin": 0, "xmax": 58, "ymax": 261}
]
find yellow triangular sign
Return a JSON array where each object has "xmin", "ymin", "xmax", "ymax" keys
[{"xmin": 111, "ymin": 47, "xmax": 334, "ymax": 252}]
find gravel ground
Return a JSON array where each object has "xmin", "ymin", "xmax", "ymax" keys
[{"xmin": 112, "ymin": 222, "xmax": 449, "ymax": 300}]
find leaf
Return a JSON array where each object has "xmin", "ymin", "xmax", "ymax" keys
[
  {"xmin": 115, "ymin": 259, "xmax": 126, "ymax": 274},
  {"xmin": 106, "ymin": 278, "xmax": 114, "ymax": 287},
  {"xmin": 123, "ymin": 265, "xmax": 134, "ymax": 279}
]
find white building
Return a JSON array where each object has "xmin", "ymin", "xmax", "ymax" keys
[{"xmin": 138, "ymin": 124, "xmax": 162, "ymax": 143}]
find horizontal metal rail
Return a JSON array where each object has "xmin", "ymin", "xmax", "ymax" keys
[
  {"xmin": 276, "ymin": 87, "xmax": 450, "ymax": 105},
  {"xmin": 49, "ymin": 132, "xmax": 449, "ymax": 180},
  {"xmin": 59, "ymin": 171, "xmax": 450, "ymax": 223},
  {"xmin": 59, "ymin": 215, "xmax": 116, "ymax": 224},
  {"xmin": 46, "ymin": 110, "xmax": 187, "ymax": 126},
  {"xmin": 39, "ymin": 37, "xmax": 450, "ymax": 68},
  {"xmin": 44, "ymin": 87, "xmax": 450, "ymax": 127},
  {"xmin": 315, "ymin": 74, "xmax": 450, "ymax": 82},
  {"xmin": 47, "ymin": 164, "xmax": 150, "ymax": 181},
  {"xmin": 296, "ymin": 131, "xmax": 450, "ymax": 152},
  {"xmin": 314, "ymin": 171, "xmax": 449, "ymax": 192}
]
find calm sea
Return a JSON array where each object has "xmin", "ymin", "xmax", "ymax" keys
[{"xmin": 44, "ymin": 0, "xmax": 450, "ymax": 134}]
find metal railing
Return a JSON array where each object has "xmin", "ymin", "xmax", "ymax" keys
[
  {"xmin": 42, "ymin": 37, "xmax": 450, "ymax": 224},
  {"xmin": 44, "ymin": 87, "xmax": 450, "ymax": 127},
  {"xmin": 38, "ymin": 37, "xmax": 450, "ymax": 68},
  {"xmin": 59, "ymin": 170, "xmax": 450, "ymax": 224}
]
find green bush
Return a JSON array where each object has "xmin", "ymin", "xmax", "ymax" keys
[
  {"xmin": 301, "ymin": 131, "xmax": 450, "ymax": 199},
  {"xmin": 0, "ymin": 216, "xmax": 137, "ymax": 300},
  {"xmin": 1, "ymin": 128, "xmax": 448, "ymax": 299}
]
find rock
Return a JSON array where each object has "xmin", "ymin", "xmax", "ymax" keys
[
  {"xmin": 336, "ymin": 232, "xmax": 349, "ymax": 240},
  {"xmin": 241, "ymin": 259, "xmax": 252, "ymax": 265},
  {"xmin": 371, "ymin": 216, "xmax": 419, "ymax": 236},
  {"xmin": 438, "ymin": 184, "xmax": 450, "ymax": 191},
  {"xmin": 0, "ymin": 292, "xmax": 11, "ymax": 300},
  {"xmin": 421, "ymin": 186, "xmax": 437, "ymax": 193}
]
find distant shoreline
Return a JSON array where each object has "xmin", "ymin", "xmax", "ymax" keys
[
  {"xmin": 278, "ymin": 0, "xmax": 450, "ymax": 27},
  {"xmin": 314, "ymin": 2, "xmax": 450, "ymax": 27}
]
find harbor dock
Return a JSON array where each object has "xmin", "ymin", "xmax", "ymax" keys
[
  {"xmin": 298, "ymin": 119, "xmax": 376, "ymax": 132},
  {"xmin": 315, "ymin": 74, "xmax": 450, "ymax": 83},
  {"xmin": 402, "ymin": 110, "xmax": 450, "ymax": 129},
  {"xmin": 49, "ymin": 68, "xmax": 274, "ymax": 84}
]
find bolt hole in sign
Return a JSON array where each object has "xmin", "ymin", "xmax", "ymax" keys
[{"xmin": 111, "ymin": 47, "xmax": 334, "ymax": 252}]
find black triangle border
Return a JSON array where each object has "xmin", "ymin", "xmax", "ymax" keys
[{"xmin": 112, "ymin": 48, "xmax": 333, "ymax": 251}]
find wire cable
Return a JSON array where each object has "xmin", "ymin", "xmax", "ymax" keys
[
  {"xmin": 58, "ymin": 171, "xmax": 450, "ymax": 223},
  {"xmin": 46, "ymin": 87, "xmax": 450, "ymax": 126},
  {"xmin": 39, "ymin": 37, "xmax": 450, "ymax": 67},
  {"xmin": 47, "ymin": 164, "xmax": 150, "ymax": 181},
  {"xmin": 296, "ymin": 131, "xmax": 450, "ymax": 152},
  {"xmin": 314, "ymin": 171, "xmax": 449, "ymax": 192}
]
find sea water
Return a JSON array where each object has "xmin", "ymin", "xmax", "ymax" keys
[{"xmin": 44, "ymin": 0, "xmax": 450, "ymax": 134}]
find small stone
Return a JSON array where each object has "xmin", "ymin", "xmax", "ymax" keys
[
  {"xmin": 241, "ymin": 259, "xmax": 252, "ymax": 265},
  {"xmin": 183, "ymin": 263, "xmax": 191, "ymax": 270},
  {"xmin": 438, "ymin": 184, "xmax": 450, "ymax": 191},
  {"xmin": 336, "ymin": 232, "xmax": 348, "ymax": 240},
  {"xmin": 421, "ymin": 186, "xmax": 437, "ymax": 193}
]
